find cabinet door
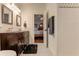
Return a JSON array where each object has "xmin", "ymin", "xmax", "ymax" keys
[
  {"xmin": 23, "ymin": 31, "xmax": 29, "ymax": 44},
  {"xmin": 1, "ymin": 34, "xmax": 8, "ymax": 50}
]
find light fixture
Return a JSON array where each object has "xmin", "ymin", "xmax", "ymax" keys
[
  {"xmin": 40, "ymin": 17, "xmax": 43, "ymax": 20},
  {"xmin": 23, "ymin": 22, "xmax": 27, "ymax": 28}
]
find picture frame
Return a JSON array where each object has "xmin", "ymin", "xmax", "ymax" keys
[
  {"xmin": 16, "ymin": 15, "xmax": 21, "ymax": 26},
  {"xmin": 48, "ymin": 16, "xmax": 54, "ymax": 35},
  {"xmin": 2, "ymin": 5, "xmax": 13, "ymax": 24}
]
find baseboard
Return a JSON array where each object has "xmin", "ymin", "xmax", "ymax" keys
[{"xmin": 49, "ymin": 48, "xmax": 57, "ymax": 56}]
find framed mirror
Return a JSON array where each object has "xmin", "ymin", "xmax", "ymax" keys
[
  {"xmin": 2, "ymin": 5, "xmax": 13, "ymax": 24},
  {"xmin": 16, "ymin": 15, "xmax": 21, "ymax": 26}
]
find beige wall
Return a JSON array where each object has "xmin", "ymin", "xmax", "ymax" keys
[
  {"xmin": 0, "ymin": 4, "xmax": 21, "ymax": 50},
  {"xmin": 16, "ymin": 3, "xmax": 79, "ymax": 56},
  {"xmin": 46, "ymin": 3, "xmax": 58, "ymax": 55},
  {"xmin": 0, "ymin": 4, "xmax": 21, "ymax": 33},
  {"xmin": 58, "ymin": 7, "xmax": 79, "ymax": 56},
  {"xmin": 17, "ymin": 4, "xmax": 46, "ymax": 44},
  {"xmin": 16, "ymin": 4, "xmax": 58, "ymax": 56},
  {"xmin": 19, "ymin": 3, "xmax": 58, "ymax": 55}
]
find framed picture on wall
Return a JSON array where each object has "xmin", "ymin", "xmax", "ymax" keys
[
  {"xmin": 48, "ymin": 16, "xmax": 54, "ymax": 35},
  {"xmin": 16, "ymin": 15, "xmax": 21, "ymax": 26},
  {"xmin": 2, "ymin": 5, "xmax": 13, "ymax": 24}
]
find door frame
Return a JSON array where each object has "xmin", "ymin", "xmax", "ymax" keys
[
  {"xmin": 34, "ymin": 14, "xmax": 44, "ymax": 43},
  {"xmin": 46, "ymin": 12, "xmax": 49, "ymax": 48}
]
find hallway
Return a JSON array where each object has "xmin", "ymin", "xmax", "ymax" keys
[{"xmin": 20, "ymin": 44, "xmax": 53, "ymax": 56}]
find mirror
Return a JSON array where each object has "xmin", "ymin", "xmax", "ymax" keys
[
  {"xmin": 16, "ymin": 15, "xmax": 21, "ymax": 26},
  {"xmin": 2, "ymin": 5, "xmax": 13, "ymax": 24}
]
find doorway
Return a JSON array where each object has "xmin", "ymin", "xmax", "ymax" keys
[{"xmin": 34, "ymin": 14, "xmax": 44, "ymax": 43}]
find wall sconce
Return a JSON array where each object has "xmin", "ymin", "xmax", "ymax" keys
[{"xmin": 23, "ymin": 22, "xmax": 27, "ymax": 28}]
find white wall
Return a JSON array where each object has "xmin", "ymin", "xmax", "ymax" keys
[
  {"xmin": 46, "ymin": 3, "xmax": 58, "ymax": 55},
  {"xmin": 17, "ymin": 3, "xmax": 58, "ymax": 55},
  {"xmin": 17, "ymin": 3, "xmax": 46, "ymax": 44},
  {"xmin": 0, "ymin": 4, "xmax": 21, "ymax": 33},
  {"xmin": 15, "ymin": 3, "xmax": 79, "ymax": 56},
  {"xmin": 0, "ymin": 4, "xmax": 21, "ymax": 50},
  {"xmin": 58, "ymin": 7, "xmax": 79, "ymax": 56}
]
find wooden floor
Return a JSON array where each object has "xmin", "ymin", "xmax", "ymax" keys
[
  {"xmin": 34, "ymin": 34, "xmax": 44, "ymax": 43},
  {"xmin": 34, "ymin": 39, "xmax": 43, "ymax": 43}
]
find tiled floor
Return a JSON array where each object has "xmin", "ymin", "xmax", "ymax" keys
[{"xmin": 20, "ymin": 44, "xmax": 53, "ymax": 56}]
